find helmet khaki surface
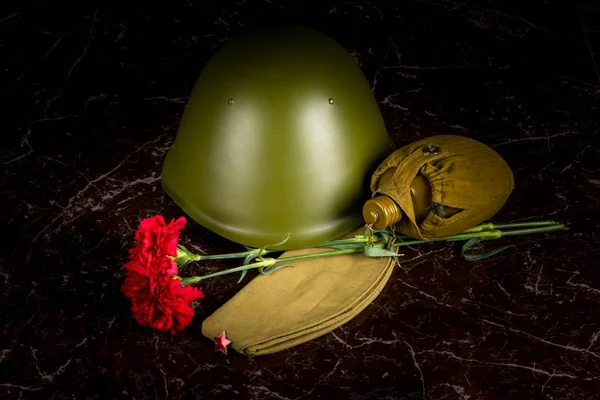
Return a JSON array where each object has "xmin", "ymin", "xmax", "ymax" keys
[{"xmin": 161, "ymin": 25, "xmax": 394, "ymax": 249}]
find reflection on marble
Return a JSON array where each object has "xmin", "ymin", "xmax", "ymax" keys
[{"xmin": 1, "ymin": 0, "xmax": 600, "ymax": 399}]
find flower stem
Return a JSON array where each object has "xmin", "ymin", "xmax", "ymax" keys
[
  {"xmin": 497, "ymin": 224, "xmax": 568, "ymax": 237},
  {"xmin": 462, "ymin": 220, "xmax": 562, "ymax": 232},
  {"xmin": 178, "ymin": 258, "xmax": 278, "ymax": 285},
  {"xmin": 390, "ymin": 230, "xmax": 502, "ymax": 247},
  {"xmin": 276, "ymin": 247, "xmax": 364, "ymax": 262},
  {"xmin": 181, "ymin": 221, "xmax": 565, "ymax": 263},
  {"xmin": 316, "ymin": 237, "xmax": 371, "ymax": 247},
  {"xmin": 177, "ymin": 246, "xmax": 374, "ymax": 285},
  {"xmin": 392, "ymin": 223, "xmax": 568, "ymax": 248},
  {"xmin": 175, "ymin": 221, "xmax": 568, "ymax": 284},
  {"xmin": 196, "ymin": 249, "xmax": 270, "ymax": 260}
]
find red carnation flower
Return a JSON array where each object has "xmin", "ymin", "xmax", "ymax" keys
[
  {"xmin": 128, "ymin": 215, "xmax": 186, "ymax": 262},
  {"xmin": 122, "ymin": 214, "xmax": 204, "ymax": 333},
  {"xmin": 122, "ymin": 256, "xmax": 204, "ymax": 333}
]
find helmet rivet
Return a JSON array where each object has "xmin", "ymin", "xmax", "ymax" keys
[
  {"xmin": 328, "ymin": 98, "xmax": 334, "ymax": 104},
  {"xmin": 228, "ymin": 98, "xmax": 234, "ymax": 105}
]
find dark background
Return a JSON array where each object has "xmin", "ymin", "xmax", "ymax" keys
[{"xmin": 1, "ymin": 0, "xmax": 599, "ymax": 399}]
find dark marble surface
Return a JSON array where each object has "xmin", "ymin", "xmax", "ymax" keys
[{"xmin": 2, "ymin": 0, "xmax": 600, "ymax": 399}]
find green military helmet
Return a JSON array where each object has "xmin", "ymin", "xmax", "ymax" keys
[{"xmin": 161, "ymin": 24, "xmax": 394, "ymax": 250}]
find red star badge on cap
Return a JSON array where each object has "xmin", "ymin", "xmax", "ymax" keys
[{"xmin": 214, "ymin": 331, "xmax": 232, "ymax": 355}]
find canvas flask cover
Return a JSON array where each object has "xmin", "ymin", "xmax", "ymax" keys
[
  {"xmin": 371, "ymin": 135, "xmax": 515, "ymax": 240},
  {"xmin": 201, "ymin": 228, "xmax": 395, "ymax": 356}
]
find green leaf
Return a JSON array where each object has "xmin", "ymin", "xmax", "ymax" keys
[
  {"xmin": 180, "ymin": 244, "xmax": 207, "ymax": 263},
  {"xmin": 179, "ymin": 276, "xmax": 200, "ymax": 286},
  {"xmin": 238, "ymin": 252, "xmax": 258, "ymax": 283},
  {"xmin": 364, "ymin": 246, "xmax": 398, "ymax": 258},
  {"xmin": 260, "ymin": 264, "xmax": 293, "ymax": 275},
  {"xmin": 173, "ymin": 244, "xmax": 197, "ymax": 265},
  {"xmin": 177, "ymin": 244, "xmax": 193, "ymax": 255},
  {"xmin": 460, "ymin": 237, "xmax": 515, "ymax": 261},
  {"xmin": 377, "ymin": 231, "xmax": 391, "ymax": 243},
  {"xmin": 461, "ymin": 238, "xmax": 481, "ymax": 258},
  {"xmin": 172, "ymin": 256, "xmax": 189, "ymax": 266},
  {"xmin": 463, "ymin": 245, "xmax": 515, "ymax": 261},
  {"xmin": 264, "ymin": 233, "xmax": 291, "ymax": 249}
]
